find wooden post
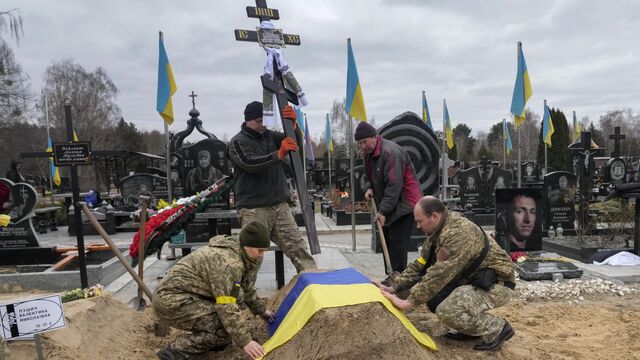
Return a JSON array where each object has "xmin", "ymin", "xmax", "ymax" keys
[{"xmin": 138, "ymin": 195, "xmax": 150, "ymax": 304}]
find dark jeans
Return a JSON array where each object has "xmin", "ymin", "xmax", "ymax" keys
[{"xmin": 382, "ymin": 213, "xmax": 414, "ymax": 274}]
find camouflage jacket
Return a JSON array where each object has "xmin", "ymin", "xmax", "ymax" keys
[
  {"xmin": 394, "ymin": 211, "xmax": 515, "ymax": 307},
  {"xmin": 154, "ymin": 235, "xmax": 265, "ymax": 347}
]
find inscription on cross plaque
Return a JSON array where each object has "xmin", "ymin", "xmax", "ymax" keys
[{"xmin": 234, "ymin": 0, "xmax": 320, "ymax": 254}]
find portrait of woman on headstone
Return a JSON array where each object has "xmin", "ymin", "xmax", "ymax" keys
[{"xmin": 185, "ymin": 150, "xmax": 223, "ymax": 195}]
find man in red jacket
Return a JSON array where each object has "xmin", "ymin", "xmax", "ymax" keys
[{"xmin": 355, "ymin": 121, "xmax": 422, "ymax": 280}]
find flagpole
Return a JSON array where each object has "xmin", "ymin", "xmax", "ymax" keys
[
  {"xmin": 517, "ymin": 125, "xmax": 522, "ymax": 187},
  {"xmin": 327, "ymin": 113, "xmax": 332, "ymax": 201},
  {"xmin": 503, "ymin": 118, "xmax": 507, "ymax": 168},
  {"xmin": 303, "ymin": 113, "xmax": 308, "ymax": 183},
  {"xmin": 442, "ymin": 99, "xmax": 447, "ymax": 201},
  {"xmin": 348, "ymin": 115, "xmax": 356, "ymax": 252},
  {"xmin": 45, "ymin": 94, "xmax": 55, "ymax": 206},
  {"xmin": 164, "ymin": 121, "xmax": 172, "ymax": 202},
  {"xmin": 544, "ymin": 99, "xmax": 548, "ymax": 174}
]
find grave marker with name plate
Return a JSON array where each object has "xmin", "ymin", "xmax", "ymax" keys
[{"xmin": 544, "ymin": 171, "xmax": 577, "ymax": 231}]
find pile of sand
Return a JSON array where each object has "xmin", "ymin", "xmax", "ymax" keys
[{"xmin": 5, "ymin": 286, "xmax": 640, "ymax": 359}]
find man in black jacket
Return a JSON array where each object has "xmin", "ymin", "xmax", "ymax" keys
[{"xmin": 227, "ymin": 101, "xmax": 316, "ymax": 273}]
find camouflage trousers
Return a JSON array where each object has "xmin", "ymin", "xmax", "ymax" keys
[
  {"xmin": 154, "ymin": 294, "xmax": 231, "ymax": 358},
  {"xmin": 435, "ymin": 284, "xmax": 513, "ymax": 342},
  {"xmin": 238, "ymin": 202, "xmax": 316, "ymax": 273}
]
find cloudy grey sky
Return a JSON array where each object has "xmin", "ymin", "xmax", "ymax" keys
[{"xmin": 10, "ymin": 0, "xmax": 640, "ymax": 142}]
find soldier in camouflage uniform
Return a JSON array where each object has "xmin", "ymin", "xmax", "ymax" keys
[
  {"xmin": 227, "ymin": 101, "xmax": 316, "ymax": 273},
  {"xmin": 377, "ymin": 196, "xmax": 517, "ymax": 351},
  {"xmin": 154, "ymin": 222, "xmax": 274, "ymax": 360}
]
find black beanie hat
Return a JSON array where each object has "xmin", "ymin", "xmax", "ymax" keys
[
  {"xmin": 239, "ymin": 221, "xmax": 270, "ymax": 248},
  {"xmin": 244, "ymin": 101, "xmax": 263, "ymax": 121},
  {"xmin": 354, "ymin": 121, "xmax": 377, "ymax": 140}
]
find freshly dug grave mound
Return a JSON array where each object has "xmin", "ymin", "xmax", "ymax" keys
[{"xmin": 265, "ymin": 302, "xmax": 436, "ymax": 360}]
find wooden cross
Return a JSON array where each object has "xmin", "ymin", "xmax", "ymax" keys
[
  {"xmin": 189, "ymin": 91, "xmax": 198, "ymax": 110},
  {"xmin": 609, "ymin": 126, "xmax": 625, "ymax": 158},
  {"xmin": 234, "ymin": 0, "xmax": 320, "ymax": 255}
]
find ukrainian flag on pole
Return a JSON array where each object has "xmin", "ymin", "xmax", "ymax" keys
[
  {"xmin": 503, "ymin": 119, "xmax": 513, "ymax": 154},
  {"xmin": 295, "ymin": 106, "xmax": 305, "ymax": 136},
  {"xmin": 510, "ymin": 42, "xmax": 533, "ymax": 128},
  {"xmin": 325, "ymin": 114, "xmax": 333, "ymax": 152},
  {"xmin": 443, "ymin": 100, "xmax": 454, "ymax": 149},
  {"xmin": 157, "ymin": 31, "xmax": 177, "ymax": 125},
  {"xmin": 422, "ymin": 91, "xmax": 432, "ymax": 130},
  {"xmin": 346, "ymin": 38, "xmax": 367, "ymax": 122},
  {"xmin": 542, "ymin": 100, "xmax": 554, "ymax": 147},
  {"xmin": 46, "ymin": 137, "xmax": 61, "ymax": 186},
  {"xmin": 572, "ymin": 110, "xmax": 581, "ymax": 142}
]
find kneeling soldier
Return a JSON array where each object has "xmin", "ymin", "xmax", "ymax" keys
[{"xmin": 155, "ymin": 221, "xmax": 274, "ymax": 360}]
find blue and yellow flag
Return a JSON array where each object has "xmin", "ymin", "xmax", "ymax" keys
[
  {"xmin": 325, "ymin": 114, "xmax": 333, "ymax": 152},
  {"xmin": 46, "ymin": 137, "xmax": 61, "ymax": 186},
  {"xmin": 510, "ymin": 42, "xmax": 533, "ymax": 128},
  {"xmin": 264, "ymin": 268, "xmax": 436, "ymax": 356},
  {"xmin": 156, "ymin": 31, "xmax": 177, "ymax": 125},
  {"xmin": 346, "ymin": 39, "xmax": 367, "ymax": 122},
  {"xmin": 422, "ymin": 91, "xmax": 432, "ymax": 130},
  {"xmin": 542, "ymin": 100, "xmax": 554, "ymax": 147},
  {"xmin": 73, "ymin": 130, "xmax": 79, "ymax": 141},
  {"xmin": 444, "ymin": 100, "xmax": 454, "ymax": 149},
  {"xmin": 572, "ymin": 110, "xmax": 581, "ymax": 142},
  {"xmin": 503, "ymin": 119, "xmax": 513, "ymax": 154}
]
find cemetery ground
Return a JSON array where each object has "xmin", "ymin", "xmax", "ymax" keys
[{"xmin": 2, "ymin": 221, "xmax": 640, "ymax": 360}]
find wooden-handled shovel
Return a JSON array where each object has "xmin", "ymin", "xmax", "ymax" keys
[{"xmin": 370, "ymin": 197, "xmax": 393, "ymax": 275}]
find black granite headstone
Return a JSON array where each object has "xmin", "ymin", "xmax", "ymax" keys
[
  {"xmin": 120, "ymin": 173, "xmax": 168, "ymax": 210},
  {"xmin": 495, "ymin": 188, "xmax": 543, "ymax": 252},
  {"xmin": 0, "ymin": 178, "xmax": 39, "ymax": 248},
  {"xmin": 544, "ymin": 171, "xmax": 577, "ymax": 231},
  {"xmin": 180, "ymin": 138, "xmax": 229, "ymax": 196},
  {"xmin": 605, "ymin": 157, "xmax": 627, "ymax": 185},
  {"xmin": 521, "ymin": 161, "xmax": 538, "ymax": 183},
  {"xmin": 459, "ymin": 167, "xmax": 485, "ymax": 209}
]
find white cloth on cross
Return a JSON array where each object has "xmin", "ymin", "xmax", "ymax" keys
[{"xmin": 261, "ymin": 21, "xmax": 309, "ymax": 129}]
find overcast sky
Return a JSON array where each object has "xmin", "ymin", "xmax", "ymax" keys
[{"xmin": 9, "ymin": 0, "xmax": 640, "ymax": 142}]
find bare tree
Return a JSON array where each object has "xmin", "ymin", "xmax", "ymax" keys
[{"xmin": 0, "ymin": 41, "xmax": 31, "ymax": 124}]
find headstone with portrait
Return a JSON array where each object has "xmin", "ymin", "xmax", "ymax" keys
[
  {"xmin": 521, "ymin": 161, "xmax": 538, "ymax": 183},
  {"xmin": 544, "ymin": 171, "xmax": 577, "ymax": 231},
  {"xmin": 0, "ymin": 178, "xmax": 40, "ymax": 249},
  {"xmin": 459, "ymin": 167, "xmax": 487, "ymax": 210},
  {"xmin": 604, "ymin": 157, "xmax": 627, "ymax": 186},
  {"xmin": 494, "ymin": 188, "xmax": 543, "ymax": 253},
  {"xmin": 120, "ymin": 173, "xmax": 168, "ymax": 210},
  {"xmin": 169, "ymin": 107, "xmax": 232, "ymax": 242},
  {"xmin": 488, "ymin": 167, "xmax": 513, "ymax": 207}
]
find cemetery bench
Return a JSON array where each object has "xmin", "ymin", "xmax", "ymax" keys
[
  {"xmin": 168, "ymin": 242, "xmax": 286, "ymax": 288},
  {"xmin": 34, "ymin": 206, "xmax": 61, "ymax": 234}
]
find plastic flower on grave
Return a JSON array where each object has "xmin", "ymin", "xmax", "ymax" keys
[
  {"xmin": 510, "ymin": 251, "xmax": 528, "ymax": 262},
  {"xmin": 0, "ymin": 214, "xmax": 10, "ymax": 227},
  {"xmin": 157, "ymin": 199, "xmax": 170, "ymax": 210}
]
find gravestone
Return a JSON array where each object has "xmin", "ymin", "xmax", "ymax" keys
[
  {"xmin": 351, "ymin": 165, "xmax": 366, "ymax": 203},
  {"xmin": 605, "ymin": 157, "xmax": 627, "ymax": 185},
  {"xmin": 544, "ymin": 171, "xmax": 577, "ymax": 231},
  {"xmin": 495, "ymin": 188, "xmax": 543, "ymax": 252},
  {"xmin": 120, "ymin": 173, "xmax": 168, "ymax": 210},
  {"xmin": 459, "ymin": 167, "xmax": 485, "ymax": 209},
  {"xmin": 521, "ymin": 161, "xmax": 538, "ymax": 183},
  {"xmin": 488, "ymin": 167, "xmax": 513, "ymax": 207},
  {"xmin": 169, "ymin": 101, "xmax": 232, "ymax": 242},
  {"xmin": 0, "ymin": 178, "xmax": 39, "ymax": 249}
]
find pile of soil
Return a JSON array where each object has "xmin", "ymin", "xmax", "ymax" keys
[{"xmin": 5, "ymin": 286, "xmax": 640, "ymax": 359}]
